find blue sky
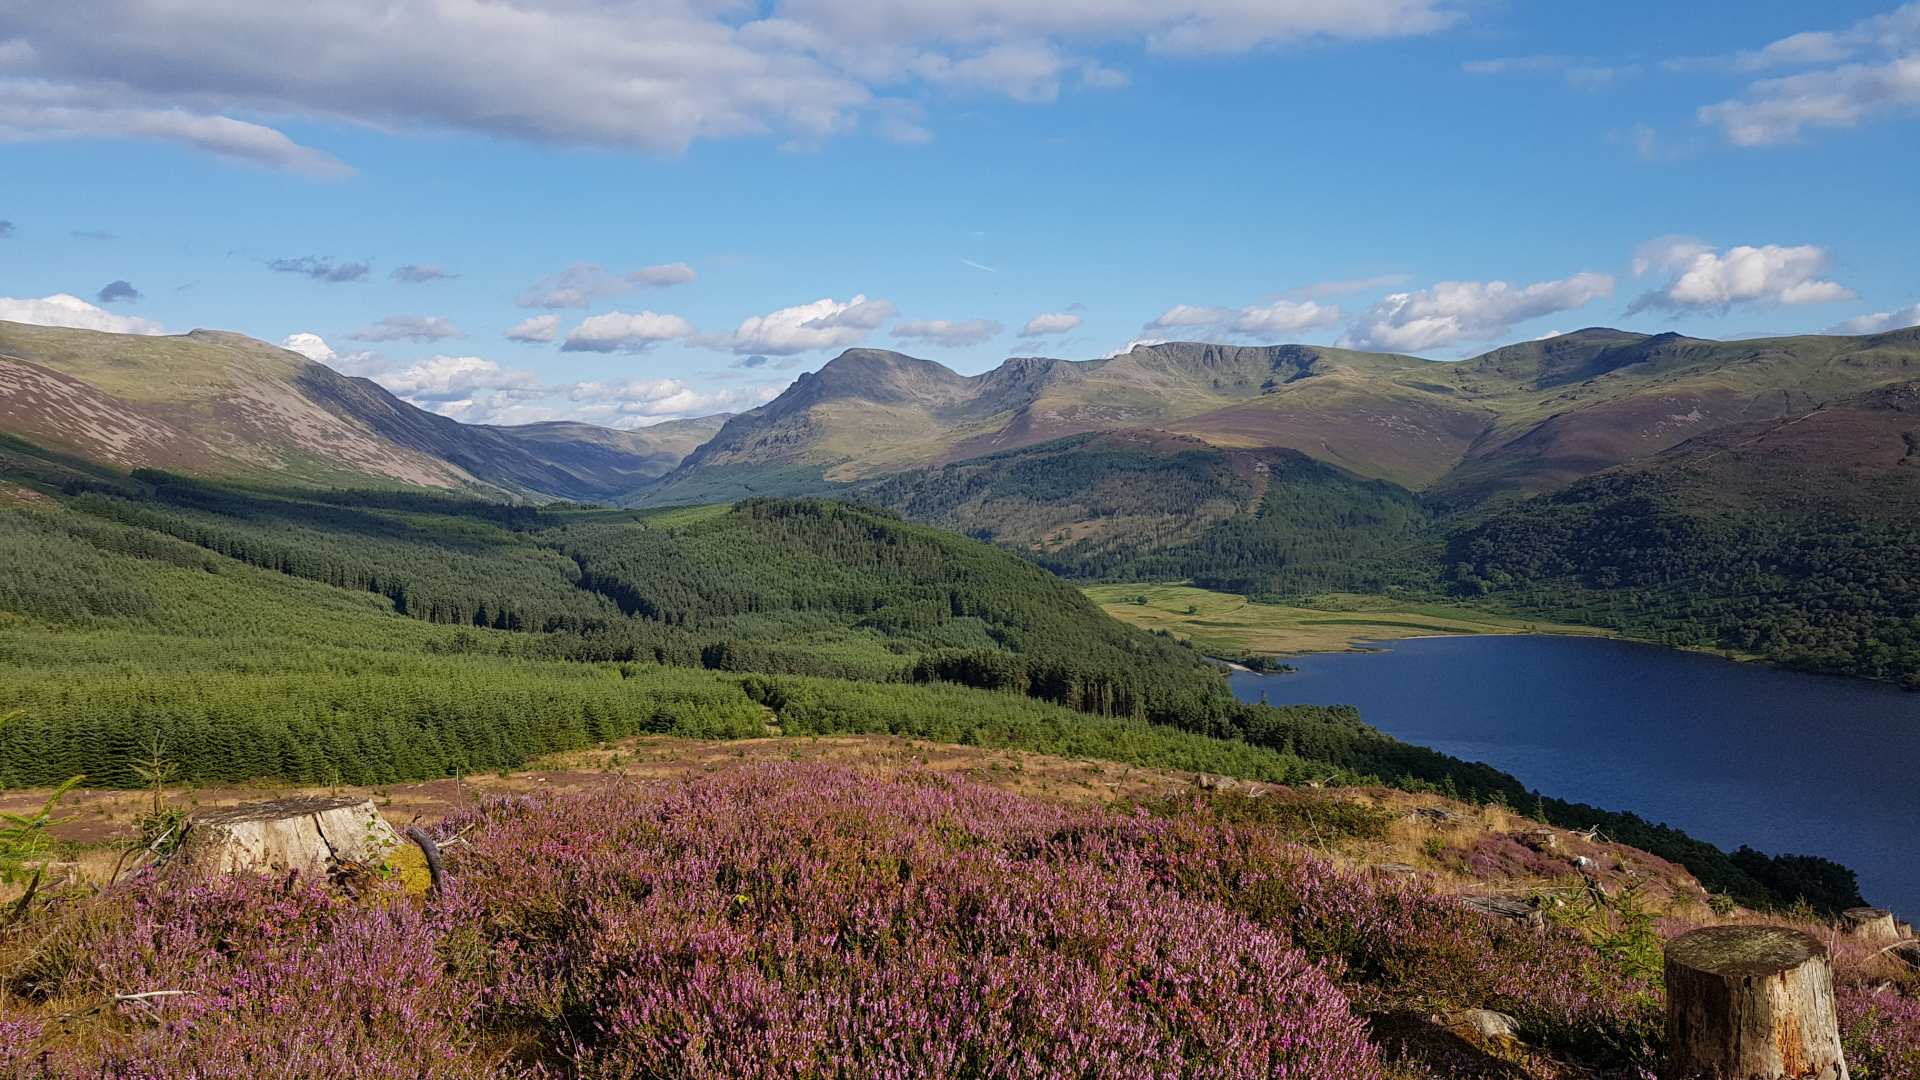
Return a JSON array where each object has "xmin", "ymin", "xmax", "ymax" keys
[{"xmin": 3, "ymin": 0, "xmax": 1918, "ymax": 426}]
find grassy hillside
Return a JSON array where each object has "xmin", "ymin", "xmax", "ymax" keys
[
  {"xmin": 1087, "ymin": 585, "xmax": 1610, "ymax": 659},
  {"xmin": 0, "ymin": 440, "xmax": 1860, "ymax": 910},
  {"xmin": 647, "ymin": 329, "xmax": 1920, "ymax": 510},
  {"xmin": 1446, "ymin": 381, "xmax": 1920, "ymax": 684},
  {"xmin": 858, "ymin": 432, "xmax": 1437, "ymax": 596},
  {"xmin": 0, "ymin": 320, "xmax": 722, "ymax": 501}
]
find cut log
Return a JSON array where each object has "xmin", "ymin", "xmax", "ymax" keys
[
  {"xmin": 175, "ymin": 796, "xmax": 400, "ymax": 878},
  {"xmin": 1663, "ymin": 925, "xmax": 1847, "ymax": 1080},
  {"xmin": 1840, "ymin": 907, "xmax": 1900, "ymax": 944},
  {"xmin": 1459, "ymin": 895, "xmax": 1543, "ymax": 926}
]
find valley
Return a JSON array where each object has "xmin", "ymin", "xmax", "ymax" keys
[
  {"xmin": 2, "ymin": 319, "xmax": 1917, "ymax": 1076},
  {"xmin": 1085, "ymin": 584, "xmax": 1612, "ymax": 659}
]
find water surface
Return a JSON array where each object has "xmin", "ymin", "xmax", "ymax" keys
[{"xmin": 1230, "ymin": 635, "xmax": 1920, "ymax": 913}]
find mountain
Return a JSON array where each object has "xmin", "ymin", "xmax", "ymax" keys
[
  {"xmin": 0, "ymin": 320, "xmax": 725, "ymax": 501},
  {"xmin": 643, "ymin": 329, "xmax": 1920, "ymax": 507},
  {"xmin": 1447, "ymin": 373, "xmax": 1920, "ymax": 682}
]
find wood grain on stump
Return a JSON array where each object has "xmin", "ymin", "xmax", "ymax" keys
[
  {"xmin": 1664, "ymin": 925, "xmax": 1847, "ymax": 1079},
  {"xmin": 176, "ymin": 796, "xmax": 400, "ymax": 877}
]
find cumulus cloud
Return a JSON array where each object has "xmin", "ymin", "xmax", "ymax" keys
[
  {"xmin": 0, "ymin": 1, "xmax": 1457, "ymax": 169},
  {"xmin": 890, "ymin": 318, "xmax": 1003, "ymax": 347},
  {"xmin": 1019, "ymin": 311, "xmax": 1081, "ymax": 337},
  {"xmin": 1143, "ymin": 305, "xmax": 1235, "ymax": 332},
  {"xmin": 267, "ymin": 256, "xmax": 369, "ymax": 283},
  {"xmin": 280, "ymin": 331, "xmax": 387, "ymax": 376},
  {"xmin": 1627, "ymin": 238, "xmax": 1854, "ymax": 313},
  {"xmin": 0, "ymin": 84, "xmax": 351, "ymax": 177},
  {"xmin": 377, "ymin": 355, "xmax": 543, "ymax": 404},
  {"xmin": 1143, "ymin": 299, "xmax": 1341, "ymax": 340},
  {"xmin": 515, "ymin": 262, "xmax": 697, "ymax": 309},
  {"xmin": 95, "ymin": 280, "xmax": 141, "ymax": 304},
  {"xmin": 0, "ymin": 293, "xmax": 163, "ymax": 334},
  {"xmin": 1829, "ymin": 302, "xmax": 1920, "ymax": 335},
  {"xmin": 561, "ymin": 310, "xmax": 698, "ymax": 353},
  {"xmin": 503, "ymin": 314, "xmax": 560, "ymax": 344},
  {"xmin": 1229, "ymin": 300, "xmax": 1342, "ymax": 337},
  {"xmin": 348, "ymin": 314, "xmax": 463, "ymax": 343},
  {"xmin": 563, "ymin": 378, "xmax": 780, "ymax": 425},
  {"xmin": 390, "ymin": 263, "xmax": 453, "ymax": 283},
  {"xmin": 1695, "ymin": 5, "xmax": 1920, "ymax": 144},
  {"xmin": 1340, "ymin": 272, "xmax": 1615, "ymax": 352},
  {"xmin": 714, "ymin": 294, "xmax": 896, "ymax": 355}
]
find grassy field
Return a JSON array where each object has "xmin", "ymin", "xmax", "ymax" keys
[{"xmin": 1084, "ymin": 584, "xmax": 1611, "ymax": 659}]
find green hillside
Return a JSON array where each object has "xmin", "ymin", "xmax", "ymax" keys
[{"xmin": 0, "ymin": 438, "xmax": 1856, "ymax": 908}]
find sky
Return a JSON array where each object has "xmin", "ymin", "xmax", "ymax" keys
[{"xmin": 3, "ymin": 0, "xmax": 1919, "ymax": 428}]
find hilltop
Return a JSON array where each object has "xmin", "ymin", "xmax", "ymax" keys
[{"xmin": 0, "ymin": 320, "xmax": 727, "ymax": 502}]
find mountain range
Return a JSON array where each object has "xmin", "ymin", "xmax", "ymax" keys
[
  {"xmin": 8, "ymin": 318, "xmax": 1917, "ymax": 514},
  {"xmin": 5, "ymin": 315, "xmax": 1919, "ymax": 681}
]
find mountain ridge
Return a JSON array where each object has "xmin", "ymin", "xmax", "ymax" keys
[{"xmin": 0, "ymin": 320, "xmax": 728, "ymax": 502}]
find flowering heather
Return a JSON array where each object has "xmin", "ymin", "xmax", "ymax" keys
[
  {"xmin": 1840, "ymin": 988, "xmax": 1920, "ymax": 1080},
  {"xmin": 12, "ymin": 763, "xmax": 1905, "ymax": 1077}
]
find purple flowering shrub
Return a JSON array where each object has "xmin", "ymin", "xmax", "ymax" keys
[
  {"xmin": 4, "ymin": 765, "xmax": 1387, "ymax": 1078},
  {"xmin": 1840, "ymin": 987, "xmax": 1920, "ymax": 1080},
  {"xmin": 443, "ymin": 767, "xmax": 1381, "ymax": 1077},
  {"xmin": 1076, "ymin": 799, "xmax": 1663, "ymax": 1067}
]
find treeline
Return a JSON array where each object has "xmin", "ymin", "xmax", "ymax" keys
[
  {"xmin": 859, "ymin": 438, "xmax": 1438, "ymax": 597},
  {"xmin": 1446, "ymin": 472, "xmax": 1920, "ymax": 686},
  {"xmin": 0, "ymin": 459, "xmax": 1865, "ymax": 911}
]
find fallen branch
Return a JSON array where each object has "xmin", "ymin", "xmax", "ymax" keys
[{"xmin": 405, "ymin": 826, "xmax": 445, "ymax": 896}]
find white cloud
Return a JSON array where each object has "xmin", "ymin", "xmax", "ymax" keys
[
  {"xmin": 503, "ymin": 314, "xmax": 560, "ymax": 344},
  {"xmin": 714, "ymin": 294, "xmax": 896, "ymax": 355},
  {"xmin": 376, "ymin": 355, "xmax": 543, "ymax": 404},
  {"xmin": 1695, "ymin": 5, "xmax": 1920, "ymax": 145},
  {"xmin": 515, "ymin": 262, "xmax": 697, "ymax": 309},
  {"xmin": 0, "ymin": 87, "xmax": 350, "ymax": 177},
  {"xmin": 0, "ymin": 293, "xmax": 163, "ymax": 334},
  {"xmin": 280, "ymin": 332, "xmax": 336, "ymax": 363},
  {"xmin": 390, "ymin": 264, "xmax": 453, "ymax": 283},
  {"xmin": 561, "ymin": 310, "xmax": 698, "ymax": 353},
  {"xmin": 1144, "ymin": 304, "xmax": 1234, "ymax": 331},
  {"xmin": 281, "ymin": 331, "xmax": 386, "ymax": 376},
  {"xmin": 1143, "ymin": 298, "xmax": 1340, "ymax": 340},
  {"xmin": 347, "ymin": 314, "xmax": 463, "ymax": 343},
  {"xmin": 1829, "ymin": 302, "xmax": 1920, "ymax": 335},
  {"xmin": 564, "ymin": 377, "xmax": 780, "ymax": 425},
  {"xmin": 1340, "ymin": 272, "xmax": 1615, "ymax": 352},
  {"xmin": 1628, "ymin": 238, "xmax": 1854, "ymax": 313},
  {"xmin": 1701, "ymin": 57, "xmax": 1920, "ymax": 145},
  {"xmin": 1229, "ymin": 300, "xmax": 1341, "ymax": 337},
  {"xmin": 890, "ymin": 318, "xmax": 1003, "ymax": 347},
  {"xmin": 1019, "ymin": 311, "xmax": 1081, "ymax": 337},
  {"xmin": 0, "ymin": 1, "xmax": 1458, "ymax": 168}
]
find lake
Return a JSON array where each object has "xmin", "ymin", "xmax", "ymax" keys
[{"xmin": 1229, "ymin": 635, "xmax": 1920, "ymax": 915}]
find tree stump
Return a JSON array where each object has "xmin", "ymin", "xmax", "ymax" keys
[
  {"xmin": 1840, "ymin": 908, "xmax": 1899, "ymax": 944},
  {"xmin": 1664, "ymin": 925, "xmax": 1847, "ymax": 1079},
  {"xmin": 175, "ymin": 796, "xmax": 400, "ymax": 877}
]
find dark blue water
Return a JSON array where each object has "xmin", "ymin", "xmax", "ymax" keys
[{"xmin": 1229, "ymin": 635, "xmax": 1920, "ymax": 914}]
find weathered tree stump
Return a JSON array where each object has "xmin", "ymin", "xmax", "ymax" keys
[
  {"xmin": 175, "ymin": 796, "xmax": 400, "ymax": 877},
  {"xmin": 1840, "ymin": 907, "xmax": 1899, "ymax": 944},
  {"xmin": 1664, "ymin": 925, "xmax": 1847, "ymax": 1079},
  {"xmin": 1459, "ymin": 895, "xmax": 1543, "ymax": 926}
]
